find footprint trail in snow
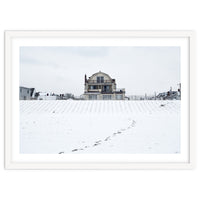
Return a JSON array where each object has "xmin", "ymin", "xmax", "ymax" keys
[{"xmin": 59, "ymin": 119, "xmax": 136, "ymax": 154}]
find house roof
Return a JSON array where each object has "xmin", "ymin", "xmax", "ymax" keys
[{"xmin": 88, "ymin": 71, "xmax": 112, "ymax": 81}]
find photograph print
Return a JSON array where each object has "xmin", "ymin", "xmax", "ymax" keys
[{"xmin": 19, "ymin": 45, "xmax": 181, "ymax": 155}]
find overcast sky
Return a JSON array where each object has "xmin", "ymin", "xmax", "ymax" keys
[{"xmin": 20, "ymin": 46, "xmax": 180, "ymax": 96}]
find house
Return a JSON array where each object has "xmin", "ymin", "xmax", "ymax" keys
[
  {"xmin": 19, "ymin": 86, "xmax": 36, "ymax": 100},
  {"xmin": 83, "ymin": 71, "xmax": 125, "ymax": 100},
  {"xmin": 157, "ymin": 87, "xmax": 181, "ymax": 100}
]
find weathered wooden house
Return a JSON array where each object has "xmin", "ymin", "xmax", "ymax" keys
[{"xmin": 83, "ymin": 71, "xmax": 125, "ymax": 100}]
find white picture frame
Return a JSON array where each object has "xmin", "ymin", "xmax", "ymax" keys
[{"xmin": 4, "ymin": 30, "xmax": 195, "ymax": 169}]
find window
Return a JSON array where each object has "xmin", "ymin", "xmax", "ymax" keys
[
  {"xmin": 116, "ymin": 94, "xmax": 123, "ymax": 100},
  {"xmin": 103, "ymin": 95, "xmax": 111, "ymax": 100},
  {"xmin": 103, "ymin": 85, "xmax": 110, "ymax": 92},
  {"xmin": 89, "ymin": 95, "xmax": 97, "ymax": 100},
  {"xmin": 97, "ymin": 76, "xmax": 104, "ymax": 83},
  {"xmin": 27, "ymin": 90, "xmax": 29, "ymax": 94},
  {"xmin": 89, "ymin": 85, "xmax": 98, "ymax": 90}
]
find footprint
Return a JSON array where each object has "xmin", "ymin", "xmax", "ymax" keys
[
  {"xmin": 72, "ymin": 149, "xmax": 78, "ymax": 152},
  {"xmin": 131, "ymin": 121, "xmax": 136, "ymax": 126},
  {"xmin": 58, "ymin": 152, "xmax": 64, "ymax": 154},
  {"xmin": 105, "ymin": 136, "xmax": 111, "ymax": 141}
]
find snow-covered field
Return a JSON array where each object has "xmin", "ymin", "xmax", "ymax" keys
[{"xmin": 20, "ymin": 100, "xmax": 180, "ymax": 154}]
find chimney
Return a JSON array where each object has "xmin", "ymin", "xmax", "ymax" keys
[{"xmin": 85, "ymin": 74, "xmax": 87, "ymax": 83}]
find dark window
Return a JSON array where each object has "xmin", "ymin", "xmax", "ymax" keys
[
  {"xmin": 103, "ymin": 85, "xmax": 110, "ymax": 92},
  {"xmin": 90, "ymin": 85, "xmax": 98, "ymax": 90},
  {"xmin": 97, "ymin": 76, "xmax": 104, "ymax": 83}
]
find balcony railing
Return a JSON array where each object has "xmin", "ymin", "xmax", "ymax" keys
[
  {"xmin": 87, "ymin": 80, "xmax": 113, "ymax": 84},
  {"xmin": 86, "ymin": 88, "xmax": 125, "ymax": 94},
  {"xmin": 87, "ymin": 90, "xmax": 113, "ymax": 94},
  {"xmin": 101, "ymin": 90, "xmax": 113, "ymax": 94}
]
